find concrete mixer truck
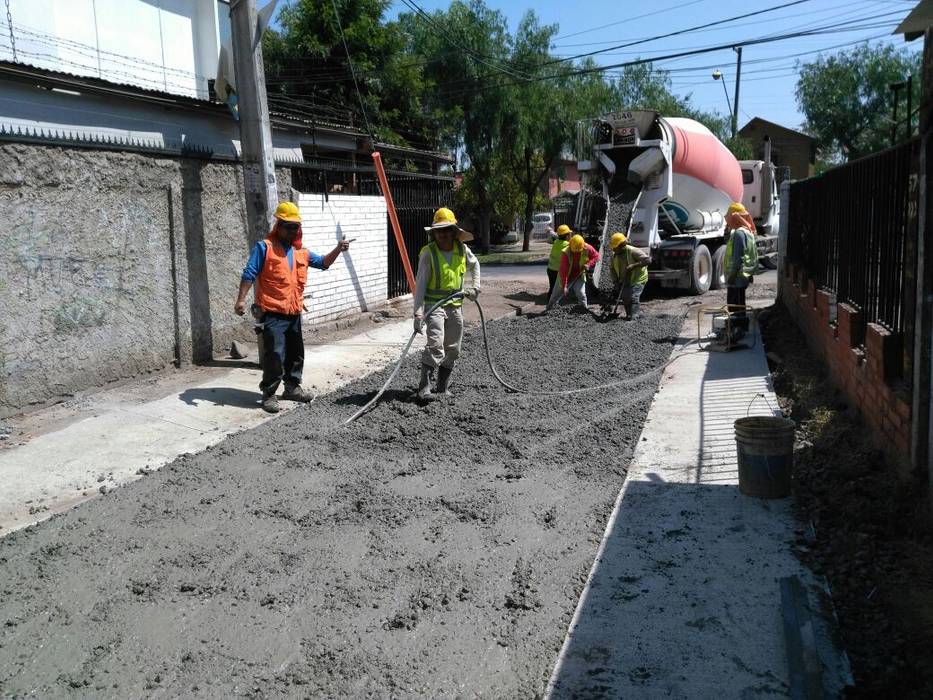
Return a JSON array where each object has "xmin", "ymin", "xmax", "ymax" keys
[{"xmin": 573, "ymin": 110, "xmax": 779, "ymax": 295}]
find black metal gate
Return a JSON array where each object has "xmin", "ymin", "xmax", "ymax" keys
[
  {"xmin": 362, "ymin": 175, "xmax": 453, "ymax": 299},
  {"xmin": 787, "ymin": 139, "xmax": 919, "ymax": 345}
]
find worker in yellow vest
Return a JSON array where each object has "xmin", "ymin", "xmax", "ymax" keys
[
  {"xmin": 235, "ymin": 202, "xmax": 350, "ymax": 413},
  {"xmin": 608, "ymin": 232, "xmax": 650, "ymax": 320},
  {"xmin": 547, "ymin": 224, "xmax": 573, "ymax": 296},
  {"xmin": 413, "ymin": 207, "xmax": 481, "ymax": 401},
  {"xmin": 545, "ymin": 234, "xmax": 599, "ymax": 311},
  {"xmin": 723, "ymin": 202, "xmax": 758, "ymax": 336}
]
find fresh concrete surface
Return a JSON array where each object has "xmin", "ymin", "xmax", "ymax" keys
[
  {"xmin": 0, "ymin": 319, "xmax": 419, "ymax": 536},
  {"xmin": 546, "ymin": 306, "xmax": 850, "ymax": 698}
]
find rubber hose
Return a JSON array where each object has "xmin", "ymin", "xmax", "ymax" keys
[{"xmin": 344, "ymin": 291, "xmax": 464, "ymax": 424}]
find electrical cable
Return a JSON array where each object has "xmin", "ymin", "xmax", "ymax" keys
[{"xmin": 329, "ymin": 0, "xmax": 374, "ymax": 141}]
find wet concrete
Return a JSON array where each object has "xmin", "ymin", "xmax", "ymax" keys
[{"xmin": 0, "ymin": 309, "xmax": 681, "ymax": 698}]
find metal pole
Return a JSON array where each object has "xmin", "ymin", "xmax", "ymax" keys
[
  {"xmin": 892, "ymin": 83, "xmax": 901, "ymax": 147},
  {"xmin": 229, "ymin": 0, "xmax": 278, "ymax": 242},
  {"xmin": 732, "ymin": 47, "xmax": 742, "ymax": 139}
]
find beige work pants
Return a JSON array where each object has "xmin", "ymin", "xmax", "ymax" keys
[{"xmin": 421, "ymin": 305, "xmax": 464, "ymax": 369}]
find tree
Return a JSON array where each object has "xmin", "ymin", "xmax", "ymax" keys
[
  {"xmin": 796, "ymin": 43, "xmax": 922, "ymax": 161},
  {"xmin": 402, "ymin": 0, "xmax": 517, "ymax": 252},
  {"xmin": 263, "ymin": 0, "xmax": 447, "ymax": 149}
]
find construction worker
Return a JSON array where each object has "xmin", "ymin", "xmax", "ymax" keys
[
  {"xmin": 723, "ymin": 202, "xmax": 758, "ymax": 336},
  {"xmin": 545, "ymin": 234, "xmax": 599, "ymax": 310},
  {"xmin": 413, "ymin": 207, "xmax": 481, "ymax": 401},
  {"xmin": 235, "ymin": 202, "xmax": 351, "ymax": 413},
  {"xmin": 608, "ymin": 232, "xmax": 650, "ymax": 320},
  {"xmin": 547, "ymin": 224, "xmax": 573, "ymax": 296}
]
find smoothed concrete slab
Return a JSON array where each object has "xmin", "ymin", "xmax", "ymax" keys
[{"xmin": 547, "ymin": 315, "xmax": 851, "ymax": 699}]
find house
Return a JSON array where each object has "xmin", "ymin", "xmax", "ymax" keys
[
  {"xmin": 540, "ymin": 157, "xmax": 581, "ymax": 199},
  {"xmin": 0, "ymin": 0, "xmax": 451, "ymax": 417},
  {"xmin": 738, "ymin": 117, "xmax": 816, "ymax": 180}
]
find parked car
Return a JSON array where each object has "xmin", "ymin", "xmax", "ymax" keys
[{"xmin": 531, "ymin": 212, "xmax": 554, "ymax": 240}]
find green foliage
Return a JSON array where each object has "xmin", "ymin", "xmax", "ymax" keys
[
  {"xmin": 725, "ymin": 135, "xmax": 755, "ymax": 160},
  {"xmin": 263, "ymin": 0, "xmax": 445, "ymax": 147},
  {"xmin": 796, "ymin": 43, "xmax": 922, "ymax": 161}
]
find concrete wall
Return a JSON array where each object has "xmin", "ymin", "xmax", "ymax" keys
[
  {"xmin": 0, "ymin": 141, "xmax": 292, "ymax": 417},
  {"xmin": 781, "ymin": 262, "xmax": 912, "ymax": 467},
  {"xmin": 297, "ymin": 193, "xmax": 389, "ymax": 324}
]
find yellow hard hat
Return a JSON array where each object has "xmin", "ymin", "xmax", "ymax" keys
[
  {"xmin": 610, "ymin": 232, "xmax": 627, "ymax": 250},
  {"xmin": 569, "ymin": 234, "xmax": 585, "ymax": 253},
  {"xmin": 556, "ymin": 224, "xmax": 572, "ymax": 236},
  {"xmin": 430, "ymin": 207, "xmax": 457, "ymax": 228},
  {"xmin": 424, "ymin": 206, "xmax": 474, "ymax": 242},
  {"xmin": 726, "ymin": 202, "xmax": 747, "ymax": 216},
  {"xmin": 274, "ymin": 201, "xmax": 301, "ymax": 223}
]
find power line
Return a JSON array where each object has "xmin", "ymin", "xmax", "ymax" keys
[
  {"xmin": 540, "ymin": 0, "xmax": 815, "ymax": 67},
  {"xmin": 552, "ymin": 0, "xmax": 709, "ymax": 41}
]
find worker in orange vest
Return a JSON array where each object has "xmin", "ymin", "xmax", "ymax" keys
[
  {"xmin": 235, "ymin": 202, "xmax": 350, "ymax": 413},
  {"xmin": 545, "ymin": 234, "xmax": 599, "ymax": 311}
]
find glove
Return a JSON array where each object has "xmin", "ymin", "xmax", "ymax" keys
[
  {"xmin": 463, "ymin": 287, "xmax": 480, "ymax": 300},
  {"xmin": 413, "ymin": 315, "xmax": 424, "ymax": 334}
]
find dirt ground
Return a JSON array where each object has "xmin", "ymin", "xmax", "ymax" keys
[
  {"xmin": 0, "ymin": 307, "xmax": 681, "ymax": 698},
  {"xmin": 760, "ymin": 302, "xmax": 933, "ymax": 698}
]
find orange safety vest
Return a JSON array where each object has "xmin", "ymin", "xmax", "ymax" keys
[{"xmin": 254, "ymin": 237, "xmax": 310, "ymax": 315}]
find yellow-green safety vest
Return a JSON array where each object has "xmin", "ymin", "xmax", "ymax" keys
[
  {"xmin": 724, "ymin": 227, "xmax": 758, "ymax": 280},
  {"xmin": 421, "ymin": 240, "xmax": 466, "ymax": 308},
  {"xmin": 548, "ymin": 238, "xmax": 569, "ymax": 271},
  {"xmin": 612, "ymin": 246, "xmax": 649, "ymax": 287}
]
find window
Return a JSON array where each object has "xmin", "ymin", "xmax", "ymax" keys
[{"xmin": 741, "ymin": 169, "xmax": 754, "ymax": 184}]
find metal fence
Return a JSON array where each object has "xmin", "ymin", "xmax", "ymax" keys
[{"xmin": 787, "ymin": 138, "xmax": 919, "ymax": 350}]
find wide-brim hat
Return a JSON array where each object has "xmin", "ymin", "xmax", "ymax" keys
[{"xmin": 423, "ymin": 221, "xmax": 474, "ymax": 243}]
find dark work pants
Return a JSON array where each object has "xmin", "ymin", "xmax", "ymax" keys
[
  {"xmin": 259, "ymin": 312, "xmax": 304, "ymax": 396},
  {"xmin": 547, "ymin": 268, "xmax": 558, "ymax": 296},
  {"xmin": 727, "ymin": 285, "xmax": 749, "ymax": 331}
]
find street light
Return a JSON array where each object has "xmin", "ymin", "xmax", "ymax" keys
[{"xmin": 712, "ymin": 70, "xmax": 734, "ymax": 127}]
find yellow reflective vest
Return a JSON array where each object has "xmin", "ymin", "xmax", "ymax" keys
[
  {"xmin": 421, "ymin": 240, "xmax": 466, "ymax": 307},
  {"xmin": 612, "ymin": 245, "xmax": 649, "ymax": 287}
]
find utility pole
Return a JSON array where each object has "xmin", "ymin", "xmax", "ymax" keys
[
  {"xmin": 890, "ymin": 81, "xmax": 906, "ymax": 147},
  {"xmin": 229, "ymin": 0, "xmax": 278, "ymax": 242},
  {"xmin": 732, "ymin": 46, "xmax": 742, "ymax": 139}
]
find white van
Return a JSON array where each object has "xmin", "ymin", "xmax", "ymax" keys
[{"xmin": 531, "ymin": 212, "xmax": 554, "ymax": 240}]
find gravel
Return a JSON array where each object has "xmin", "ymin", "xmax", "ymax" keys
[
  {"xmin": 0, "ymin": 309, "xmax": 681, "ymax": 698},
  {"xmin": 593, "ymin": 184, "xmax": 641, "ymax": 294}
]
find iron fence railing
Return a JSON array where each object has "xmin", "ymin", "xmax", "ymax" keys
[{"xmin": 787, "ymin": 138, "xmax": 919, "ymax": 350}]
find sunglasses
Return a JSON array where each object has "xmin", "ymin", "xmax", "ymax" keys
[{"xmin": 280, "ymin": 223, "xmax": 300, "ymax": 233}]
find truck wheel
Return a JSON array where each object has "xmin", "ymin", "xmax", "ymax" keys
[
  {"xmin": 710, "ymin": 245, "xmax": 726, "ymax": 290},
  {"xmin": 689, "ymin": 244, "xmax": 713, "ymax": 295}
]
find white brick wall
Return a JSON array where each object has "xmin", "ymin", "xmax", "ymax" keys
[{"xmin": 297, "ymin": 193, "xmax": 389, "ymax": 324}]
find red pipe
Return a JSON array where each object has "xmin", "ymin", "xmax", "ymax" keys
[{"xmin": 372, "ymin": 151, "xmax": 416, "ymax": 294}]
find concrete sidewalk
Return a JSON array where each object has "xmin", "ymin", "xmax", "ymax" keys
[
  {"xmin": 546, "ymin": 310, "xmax": 851, "ymax": 698},
  {"xmin": 0, "ymin": 319, "xmax": 421, "ymax": 536}
]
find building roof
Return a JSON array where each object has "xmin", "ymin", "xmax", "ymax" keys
[
  {"xmin": 894, "ymin": 0, "xmax": 933, "ymax": 41},
  {"xmin": 0, "ymin": 60, "xmax": 451, "ymax": 164},
  {"xmin": 738, "ymin": 117, "xmax": 815, "ymax": 143}
]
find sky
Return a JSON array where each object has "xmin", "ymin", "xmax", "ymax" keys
[{"xmin": 375, "ymin": 0, "xmax": 921, "ymax": 133}]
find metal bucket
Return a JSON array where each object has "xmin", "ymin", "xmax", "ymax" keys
[{"xmin": 734, "ymin": 416, "xmax": 796, "ymax": 498}]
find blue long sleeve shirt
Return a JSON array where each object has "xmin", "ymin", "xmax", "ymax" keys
[{"xmin": 241, "ymin": 241, "xmax": 326, "ymax": 283}]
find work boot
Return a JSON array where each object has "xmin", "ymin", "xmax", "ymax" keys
[
  {"xmin": 282, "ymin": 384, "xmax": 314, "ymax": 403},
  {"xmin": 261, "ymin": 394, "xmax": 280, "ymax": 413},
  {"xmin": 435, "ymin": 366, "xmax": 454, "ymax": 396},
  {"xmin": 417, "ymin": 364, "xmax": 437, "ymax": 402}
]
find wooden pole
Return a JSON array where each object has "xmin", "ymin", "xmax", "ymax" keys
[{"xmin": 372, "ymin": 151, "xmax": 417, "ymax": 294}]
